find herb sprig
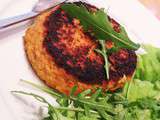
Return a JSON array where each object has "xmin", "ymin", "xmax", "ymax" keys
[{"xmin": 95, "ymin": 40, "xmax": 110, "ymax": 79}]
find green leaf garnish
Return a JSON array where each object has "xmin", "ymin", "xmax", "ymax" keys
[{"xmin": 61, "ymin": 3, "xmax": 140, "ymax": 50}]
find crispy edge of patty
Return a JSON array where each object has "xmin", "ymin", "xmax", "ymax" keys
[{"xmin": 24, "ymin": 6, "xmax": 133, "ymax": 95}]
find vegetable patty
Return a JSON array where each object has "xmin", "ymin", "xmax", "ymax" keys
[{"xmin": 24, "ymin": 2, "xmax": 137, "ymax": 94}]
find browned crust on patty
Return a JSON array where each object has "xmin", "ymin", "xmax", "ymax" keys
[{"xmin": 24, "ymin": 5, "xmax": 135, "ymax": 95}]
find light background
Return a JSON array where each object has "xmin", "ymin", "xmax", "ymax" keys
[{"xmin": 139, "ymin": 0, "xmax": 160, "ymax": 20}]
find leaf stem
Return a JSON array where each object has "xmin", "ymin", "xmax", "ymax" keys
[
  {"xmin": 20, "ymin": 80, "xmax": 62, "ymax": 98},
  {"xmin": 53, "ymin": 106, "xmax": 99, "ymax": 115},
  {"xmin": 11, "ymin": 91, "xmax": 50, "ymax": 105},
  {"xmin": 125, "ymin": 72, "xmax": 135, "ymax": 100},
  {"xmin": 95, "ymin": 40, "xmax": 110, "ymax": 80},
  {"xmin": 12, "ymin": 91, "xmax": 101, "ymax": 118},
  {"xmin": 69, "ymin": 96, "xmax": 114, "ymax": 113}
]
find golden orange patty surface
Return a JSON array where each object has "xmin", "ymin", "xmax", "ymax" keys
[{"xmin": 24, "ymin": 3, "xmax": 137, "ymax": 94}]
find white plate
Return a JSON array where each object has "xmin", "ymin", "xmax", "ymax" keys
[{"xmin": 0, "ymin": 0, "xmax": 160, "ymax": 120}]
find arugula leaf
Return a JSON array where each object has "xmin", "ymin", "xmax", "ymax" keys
[{"xmin": 61, "ymin": 3, "xmax": 140, "ymax": 50}]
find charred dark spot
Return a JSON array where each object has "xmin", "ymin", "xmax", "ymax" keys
[
  {"xmin": 109, "ymin": 49, "xmax": 137, "ymax": 81},
  {"xmin": 43, "ymin": 2, "xmax": 137, "ymax": 85}
]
